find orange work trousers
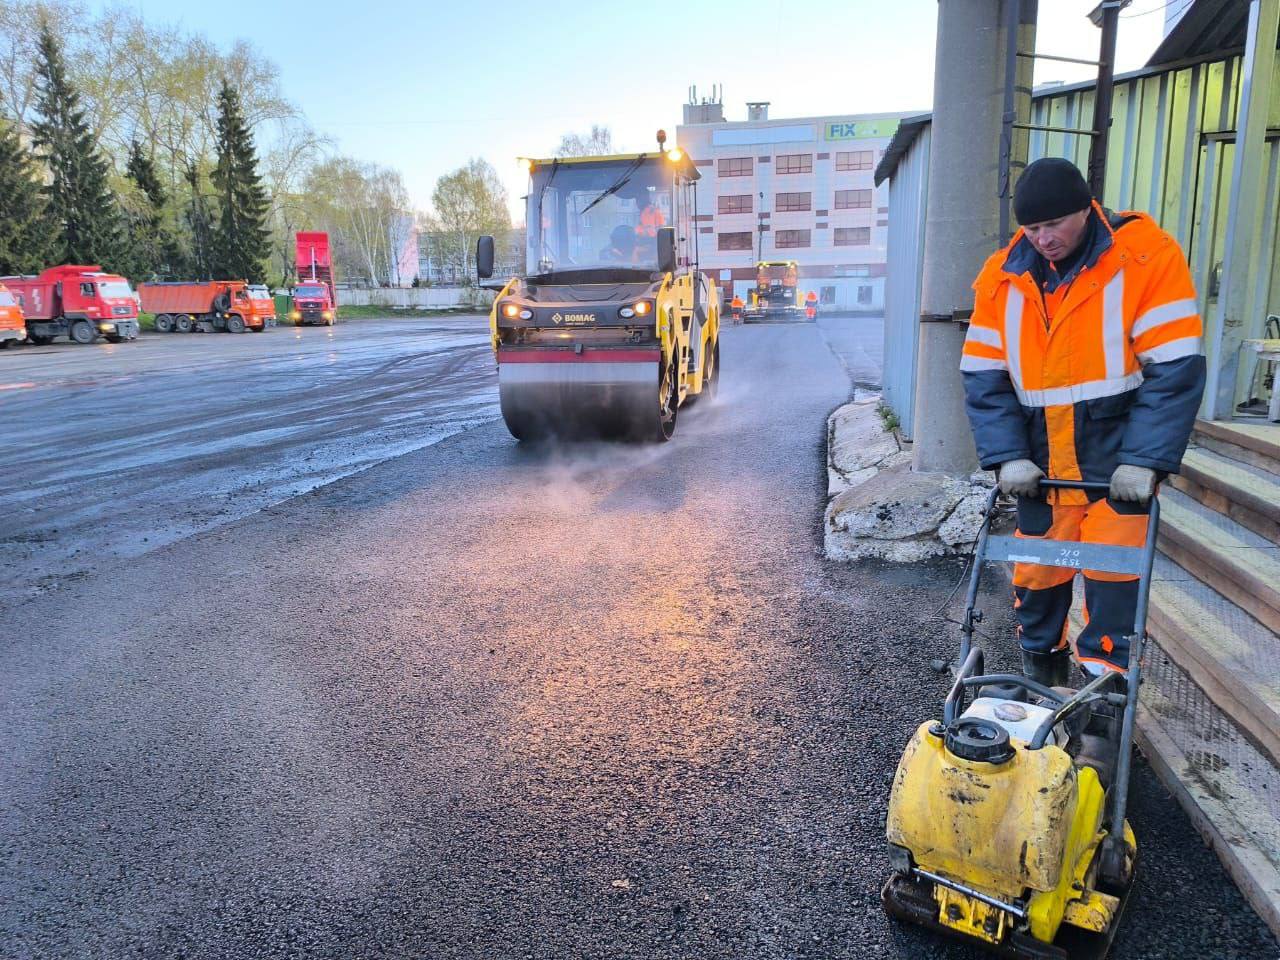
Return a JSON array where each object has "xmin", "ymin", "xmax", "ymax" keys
[{"xmin": 1012, "ymin": 495, "xmax": 1150, "ymax": 673}]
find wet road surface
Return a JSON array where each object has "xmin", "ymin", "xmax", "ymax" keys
[
  {"xmin": 0, "ymin": 319, "xmax": 496, "ymax": 606},
  {"xmin": 0, "ymin": 316, "xmax": 1274, "ymax": 959}
]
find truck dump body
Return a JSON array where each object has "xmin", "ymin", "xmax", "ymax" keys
[
  {"xmin": 138, "ymin": 281, "xmax": 263, "ymax": 333},
  {"xmin": 1, "ymin": 266, "xmax": 139, "ymax": 344},
  {"xmin": 293, "ymin": 232, "xmax": 337, "ymax": 325}
]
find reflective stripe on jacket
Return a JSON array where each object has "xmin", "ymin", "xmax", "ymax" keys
[{"xmin": 960, "ymin": 203, "xmax": 1206, "ymax": 501}]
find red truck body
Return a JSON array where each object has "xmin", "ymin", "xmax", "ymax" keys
[
  {"xmin": 1, "ymin": 265, "xmax": 139, "ymax": 344},
  {"xmin": 292, "ymin": 232, "xmax": 337, "ymax": 326},
  {"xmin": 0, "ymin": 281, "xmax": 26, "ymax": 348},
  {"xmin": 138, "ymin": 280, "xmax": 266, "ymax": 334}
]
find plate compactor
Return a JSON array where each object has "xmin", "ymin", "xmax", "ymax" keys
[{"xmin": 883, "ymin": 479, "xmax": 1159, "ymax": 959}]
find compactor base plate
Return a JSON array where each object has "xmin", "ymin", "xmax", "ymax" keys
[{"xmin": 882, "ymin": 870, "xmax": 1133, "ymax": 960}]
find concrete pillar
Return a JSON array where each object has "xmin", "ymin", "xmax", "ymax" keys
[
  {"xmin": 913, "ymin": 0, "xmax": 1032, "ymax": 474},
  {"xmin": 1204, "ymin": 0, "xmax": 1280, "ymax": 419}
]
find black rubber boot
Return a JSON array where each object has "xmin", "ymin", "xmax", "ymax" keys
[{"xmin": 1021, "ymin": 648, "xmax": 1071, "ymax": 689}]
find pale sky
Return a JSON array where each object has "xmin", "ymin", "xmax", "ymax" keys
[{"xmin": 107, "ymin": 0, "xmax": 1177, "ymax": 218}]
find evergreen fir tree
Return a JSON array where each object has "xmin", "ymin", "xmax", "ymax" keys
[
  {"xmin": 185, "ymin": 160, "xmax": 214, "ymax": 280},
  {"xmin": 125, "ymin": 139, "xmax": 183, "ymax": 279},
  {"xmin": 29, "ymin": 24, "xmax": 124, "ymax": 268},
  {"xmin": 0, "ymin": 118, "xmax": 52, "ymax": 275},
  {"xmin": 211, "ymin": 80, "xmax": 270, "ymax": 283}
]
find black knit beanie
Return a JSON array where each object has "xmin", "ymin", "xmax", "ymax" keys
[{"xmin": 1013, "ymin": 158, "xmax": 1093, "ymax": 225}]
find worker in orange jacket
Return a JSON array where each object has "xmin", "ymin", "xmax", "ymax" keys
[
  {"xmin": 805, "ymin": 289, "xmax": 818, "ymax": 320},
  {"xmin": 961, "ymin": 158, "xmax": 1205, "ymax": 687},
  {"xmin": 730, "ymin": 294, "xmax": 744, "ymax": 323}
]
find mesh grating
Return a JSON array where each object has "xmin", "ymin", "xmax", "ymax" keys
[{"xmin": 1141, "ymin": 639, "xmax": 1280, "ymax": 861}]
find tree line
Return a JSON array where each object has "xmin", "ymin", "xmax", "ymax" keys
[{"xmin": 0, "ymin": 2, "xmax": 620, "ymax": 289}]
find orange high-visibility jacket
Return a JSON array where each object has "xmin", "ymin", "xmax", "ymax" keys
[{"xmin": 961, "ymin": 204, "xmax": 1205, "ymax": 500}]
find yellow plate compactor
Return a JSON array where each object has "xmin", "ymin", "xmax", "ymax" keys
[{"xmin": 883, "ymin": 479, "xmax": 1157, "ymax": 959}]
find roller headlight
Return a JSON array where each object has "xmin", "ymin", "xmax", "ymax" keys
[
  {"xmin": 519, "ymin": 308, "xmax": 533, "ymax": 320},
  {"xmin": 633, "ymin": 300, "xmax": 653, "ymax": 317},
  {"xmin": 501, "ymin": 302, "xmax": 520, "ymax": 319},
  {"xmin": 618, "ymin": 307, "xmax": 635, "ymax": 319}
]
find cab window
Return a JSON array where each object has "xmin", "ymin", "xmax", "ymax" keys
[{"xmin": 80, "ymin": 282, "xmax": 95, "ymax": 297}]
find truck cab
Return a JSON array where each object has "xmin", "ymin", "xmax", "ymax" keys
[
  {"xmin": 2, "ymin": 266, "xmax": 140, "ymax": 344},
  {"xmin": 247, "ymin": 284, "xmax": 276, "ymax": 327},
  {"xmin": 0, "ymin": 282, "xmax": 25, "ymax": 348},
  {"xmin": 289, "ymin": 284, "xmax": 334, "ymax": 326}
]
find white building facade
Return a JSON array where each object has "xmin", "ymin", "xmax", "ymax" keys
[{"xmin": 676, "ymin": 99, "xmax": 913, "ymax": 312}]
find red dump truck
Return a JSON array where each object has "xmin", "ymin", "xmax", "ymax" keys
[
  {"xmin": 138, "ymin": 280, "xmax": 267, "ymax": 334},
  {"xmin": 291, "ymin": 232, "xmax": 337, "ymax": 326},
  {"xmin": 0, "ymin": 282, "xmax": 26, "ymax": 348},
  {"xmin": 1, "ymin": 265, "xmax": 139, "ymax": 344}
]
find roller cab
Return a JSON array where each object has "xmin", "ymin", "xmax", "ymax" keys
[{"xmin": 479, "ymin": 145, "xmax": 720, "ymax": 442}]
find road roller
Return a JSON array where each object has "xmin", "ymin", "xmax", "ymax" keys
[
  {"xmin": 476, "ymin": 135, "xmax": 720, "ymax": 442},
  {"xmin": 883, "ymin": 479, "xmax": 1156, "ymax": 959}
]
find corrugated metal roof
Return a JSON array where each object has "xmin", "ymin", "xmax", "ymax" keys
[
  {"xmin": 873, "ymin": 113, "xmax": 932, "ymax": 187},
  {"xmin": 1147, "ymin": 0, "xmax": 1257, "ymax": 66}
]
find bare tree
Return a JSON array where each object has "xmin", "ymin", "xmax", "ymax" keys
[
  {"xmin": 430, "ymin": 157, "xmax": 510, "ymax": 282},
  {"xmin": 554, "ymin": 124, "xmax": 613, "ymax": 158}
]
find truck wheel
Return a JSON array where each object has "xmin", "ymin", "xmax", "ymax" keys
[
  {"xmin": 226, "ymin": 315, "xmax": 246, "ymax": 334},
  {"xmin": 176, "ymin": 315, "xmax": 194, "ymax": 334},
  {"xmin": 155, "ymin": 314, "xmax": 174, "ymax": 333},
  {"xmin": 70, "ymin": 319, "xmax": 96, "ymax": 344},
  {"xmin": 213, "ymin": 292, "xmax": 231, "ymax": 313}
]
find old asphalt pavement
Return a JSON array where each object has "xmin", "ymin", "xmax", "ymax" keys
[{"xmin": 0, "ymin": 316, "xmax": 1274, "ymax": 958}]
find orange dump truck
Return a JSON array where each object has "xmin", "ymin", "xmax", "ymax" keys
[
  {"xmin": 138, "ymin": 281, "xmax": 267, "ymax": 334},
  {"xmin": 0, "ymin": 281, "xmax": 25, "ymax": 348}
]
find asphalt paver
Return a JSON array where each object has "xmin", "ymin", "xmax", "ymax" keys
[{"xmin": 0, "ymin": 316, "xmax": 1274, "ymax": 959}]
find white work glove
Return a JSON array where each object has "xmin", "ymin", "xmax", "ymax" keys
[
  {"xmin": 998, "ymin": 459, "xmax": 1045, "ymax": 498},
  {"xmin": 1110, "ymin": 464, "xmax": 1157, "ymax": 503}
]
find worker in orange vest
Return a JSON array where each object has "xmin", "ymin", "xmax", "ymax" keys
[
  {"xmin": 961, "ymin": 157, "xmax": 1204, "ymax": 687},
  {"xmin": 730, "ymin": 294, "xmax": 744, "ymax": 323},
  {"xmin": 805, "ymin": 289, "xmax": 818, "ymax": 320}
]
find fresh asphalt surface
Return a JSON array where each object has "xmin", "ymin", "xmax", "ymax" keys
[{"xmin": 0, "ymin": 317, "xmax": 1274, "ymax": 959}]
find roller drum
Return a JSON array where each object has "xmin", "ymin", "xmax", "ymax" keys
[{"xmin": 497, "ymin": 351, "xmax": 662, "ymax": 441}]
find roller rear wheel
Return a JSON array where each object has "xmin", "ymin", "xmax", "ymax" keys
[{"xmin": 655, "ymin": 360, "xmax": 678, "ymax": 442}]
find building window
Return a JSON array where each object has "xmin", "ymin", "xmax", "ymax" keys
[
  {"xmin": 775, "ymin": 229, "xmax": 811, "ymax": 249},
  {"xmin": 718, "ymin": 232, "xmax": 754, "ymax": 251},
  {"xmin": 835, "ymin": 150, "xmax": 875, "ymax": 172},
  {"xmin": 858, "ymin": 285, "xmax": 874, "ymax": 305},
  {"xmin": 718, "ymin": 157, "xmax": 753, "ymax": 177},
  {"xmin": 775, "ymin": 153, "xmax": 813, "ymax": 174},
  {"xmin": 834, "ymin": 189, "xmax": 872, "ymax": 210},
  {"xmin": 821, "ymin": 286, "xmax": 836, "ymax": 305},
  {"xmin": 718, "ymin": 194, "xmax": 753, "ymax": 214},
  {"xmin": 835, "ymin": 227, "xmax": 871, "ymax": 246},
  {"xmin": 775, "ymin": 191, "xmax": 811, "ymax": 212}
]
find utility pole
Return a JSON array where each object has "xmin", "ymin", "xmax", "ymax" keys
[
  {"xmin": 1086, "ymin": 1, "xmax": 1129, "ymax": 199},
  {"xmin": 913, "ymin": 0, "xmax": 1035, "ymax": 474}
]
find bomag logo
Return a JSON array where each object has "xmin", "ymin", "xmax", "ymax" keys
[{"xmin": 562, "ymin": 312, "xmax": 596, "ymax": 325}]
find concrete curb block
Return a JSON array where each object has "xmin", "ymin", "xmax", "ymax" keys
[{"xmin": 823, "ymin": 396, "xmax": 993, "ymax": 562}]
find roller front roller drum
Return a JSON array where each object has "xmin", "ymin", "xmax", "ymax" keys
[{"xmin": 496, "ymin": 349, "xmax": 670, "ymax": 442}]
